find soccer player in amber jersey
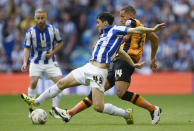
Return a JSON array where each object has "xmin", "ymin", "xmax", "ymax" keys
[{"xmin": 63, "ymin": 6, "xmax": 162, "ymax": 125}]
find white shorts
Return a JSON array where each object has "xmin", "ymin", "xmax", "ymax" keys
[
  {"xmin": 29, "ymin": 62, "xmax": 62, "ymax": 79},
  {"xmin": 72, "ymin": 63, "xmax": 108, "ymax": 92}
]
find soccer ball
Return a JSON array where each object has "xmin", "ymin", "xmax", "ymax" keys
[{"xmin": 31, "ymin": 108, "xmax": 47, "ymax": 124}]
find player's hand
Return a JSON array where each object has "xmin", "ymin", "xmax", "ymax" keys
[
  {"xmin": 134, "ymin": 61, "xmax": 145, "ymax": 69},
  {"xmin": 21, "ymin": 63, "xmax": 28, "ymax": 72},
  {"xmin": 150, "ymin": 59, "xmax": 158, "ymax": 71},
  {"xmin": 153, "ymin": 23, "xmax": 165, "ymax": 32},
  {"xmin": 123, "ymin": 35, "xmax": 131, "ymax": 42},
  {"xmin": 46, "ymin": 51, "xmax": 53, "ymax": 59}
]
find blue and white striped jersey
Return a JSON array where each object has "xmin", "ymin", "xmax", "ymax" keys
[
  {"xmin": 24, "ymin": 24, "xmax": 62, "ymax": 64},
  {"xmin": 91, "ymin": 25, "xmax": 128, "ymax": 64}
]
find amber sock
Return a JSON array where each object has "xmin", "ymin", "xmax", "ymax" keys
[
  {"xmin": 68, "ymin": 91, "xmax": 92, "ymax": 117},
  {"xmin": 121, "ymin": 91, "xmax": 155, "ymax": 112}
]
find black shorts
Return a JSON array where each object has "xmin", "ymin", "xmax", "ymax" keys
[{"xmin": 107, "ymin": 57, "xmax": 135, "ymax": 87}]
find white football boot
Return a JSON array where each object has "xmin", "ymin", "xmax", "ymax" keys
[
  {"xmin": 150, "ymin": 106, "xmax": 162, "ymax": 124},
  {"xmin": 52, "ymin": 107, "xmax": 71, "ymax": 122},
  {"xmin": 49, "ymin": 107, "xmax": 61, "ymax": 119}
]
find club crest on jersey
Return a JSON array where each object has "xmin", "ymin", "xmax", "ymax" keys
[{"xmin": 41, "ymin": 42, "xmax": 47, "ymax": 47}]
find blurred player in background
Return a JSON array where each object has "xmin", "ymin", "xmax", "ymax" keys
[
  {"xmin": 21, "ymin": 11, "xmax": 165, "ymax": 124},
  {"xmin": 21, "ymin": 9, "xmax": 63, "ymax": 118},
  {"xmin": 62, "ymin": 5, "xmax": 162, "ymax": 125}
]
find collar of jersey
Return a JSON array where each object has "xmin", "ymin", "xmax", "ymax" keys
[
  {"xmin": 100, "ymin": 25, "xmax": 113, "ymax": 35},
  {"xmin": 35, "ymin": 24, "xmax": 48, "ymax": 32}
]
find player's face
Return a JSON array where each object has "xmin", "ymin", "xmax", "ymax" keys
[
  {"xmin": 34, "ymin": 12, "xmax": 47, "ymax": 27},
  {"xmin": 96, "ymin": 18, "xmax": 105, "ymax": 33},
  {"xmin": 120, "ymin": 10, "xmax": 130, "ymax": 25}
]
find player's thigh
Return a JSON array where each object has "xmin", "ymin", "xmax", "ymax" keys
[
  {"xmin": 45, "ymin": 63, "xmax": 62, "ymax": 78},
  {"xmin": 29, "ymin": 63, "xmax": 42, "ymax": 88},
  {"xmin": 105, "ymin": 68, "xmax": 115, "ymax": 91},
  {"xmin": 92, "ymin": 88, "xmax": 104, "ymax": 112},
  {"xmin": 88, "ymin": 64, "xmax": 108, "ymax": 92},
  {"xmin": 29, "ymin": 63, "xmax": 43, "ymax": 77},
  {"xmin": 57, "ymin": 72, "xmax": 81, "ymax": 90},
  {"xmin": 114, "ymin": 59, "xmax": 134, "ymax": 83},
  {"xmin": 114, "ymin": 59, "xmax": 134, "ymax": 96},
  {"xmin": 115, "ymin": 81, "xmax": 130, "ymax": 97}
]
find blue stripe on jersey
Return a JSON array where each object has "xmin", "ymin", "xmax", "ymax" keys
[
  {"xmin": 44, "ymin": 26, "xmax": 51, "ymax": 64},
  {"xmin": 95, "ymin": 30, "xmax": 109, "ymax": 62},
  {"xmin": 30, "ymin": 32, "xmax": 35, "ymax": 61},
  {"xmin": 52, "ymin": 40, "xmax": 55, "ymax": 62},
  {"xmin": 24, "ymin": 29, "xmax": 31, "ymax": 48},
  {"xmin": 34, "ymin": 26, "xmax": 42, "ymax": 64},
  {"xmin": 93, "ymin": 40, "xmax": 103, "ymax": 61},
  {"xmin": 101, "ymin": 41, "xmax": 111, "ymax": 63},
  {"xmin": 108, "ymin": 37, "xmax": 123, "ymax": 63},
  {"xmin": 24, "ymin": 43, "xmax": 30, "ymax": 48},
  {"xmin": 101, "ymin": 29, "xmax": 122, "ymax": 63},
  {"xmin": 52, "ymin": 25, "xmax": 56, "ymax": 62},
  {"xmin": 91, "ymin": 25, "xmax": 129, "ymax": 64},
  {"xmin": 104, "ymin": 35, "xmax": 116, "ymax": 63}
]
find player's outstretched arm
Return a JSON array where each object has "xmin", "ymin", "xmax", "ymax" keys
[
  {"xmin": 118, "ymin": 48, "xmax": 145, "ymax": 69},
  {"xmin": 147, "ymin": 32, "xmax": 159, "ymax": 71},
  {"xmin": 127, "ymin": 23, "xmax": 165, "ymax": 34}
]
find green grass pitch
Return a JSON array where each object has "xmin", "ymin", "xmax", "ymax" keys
[{"xmin": 0, "ymin": 94, "xmax": 194, "ymax": 131}]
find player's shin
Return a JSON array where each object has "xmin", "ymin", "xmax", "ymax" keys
[
  {"xmin": 52, "ymin": 92, "xmax": 62, "ymax": 107},
  {"xmin": 68, "ymin": 91, "xmax": 93, "ymax": 117},
  {"xmin": 28, "ymin": 87, "xmax": 37, "ymax": 98},
  {"xmin": 121, "ymin": 91, "xmax": 155, "ymax": 112},
  {"xmin": 103, "ymin": 103, "xmax": 128, "ymax": 118},
  {"xmin": 34, "ymin": 84, "xmax": 61, "ymax": 106}
]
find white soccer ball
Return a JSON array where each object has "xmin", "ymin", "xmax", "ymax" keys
[{"xmin": 31, "ymin": 108, "xmax": 47, "ymax": 124}]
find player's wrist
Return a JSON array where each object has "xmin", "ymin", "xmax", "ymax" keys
[{"xmin": 23, "ymin": 62, "xmax": 27, "ymax": 65}]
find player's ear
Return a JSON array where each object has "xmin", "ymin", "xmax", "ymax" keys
[{"xmin": 104, "ymin": 21, "xmax": 109, "ymax": 26}]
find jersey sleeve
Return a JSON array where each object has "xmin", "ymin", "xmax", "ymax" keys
[
  {"xmin": 24, "ymin": 32, "xmax": 31, "ymax": 48},
  {"xmin": 113, "ymin": 26, "xmax": 128, "ymax": 36},
  {"xmin": 54, "ymin": 27, "xmax": 62, "ymax": 43}
]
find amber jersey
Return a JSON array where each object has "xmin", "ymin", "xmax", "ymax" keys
[{"xmin": 120, "ymin": 19, "xmax": 146, "ymax": 63}]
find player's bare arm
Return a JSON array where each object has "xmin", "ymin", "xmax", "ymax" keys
[
  {"xmin": 21, "ymin": 48, "xmax": 30, "ymax": 72},
  {"xmin": 127, "ymin": 23, "xmax": 165, "ymax": 34},
  {"xmin": 122, "ymin": 34, "xmax": 131, "ymax": 43},
  {"xmin": 46, "ymin": 42, "xmax": 63, "ymax": 59},
  {"xmin": 118, "ymin": 48, "xmax": 145, "ymax": 69},
  {"xmin": 146, "ymin": 32, "xmax": 159, "ymax": 71}
]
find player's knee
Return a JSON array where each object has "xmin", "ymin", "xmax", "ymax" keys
[
  {"xmin": 57, "ymin": 79, "xmax": 64, "ymax": 89},
  {"xmin": 30, "ymin": 80, "xmax": 38, "ymax": 89},
  {"xmin": 93, "ymin": 104, "xmax": 104, "ymax": 112}
]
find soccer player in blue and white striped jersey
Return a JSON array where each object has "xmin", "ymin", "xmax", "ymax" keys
[
  {"xmin": 21, "ymin": 12, "xmax": 165, "ymax": 123},
  {"xmin": 21, "ymin": 9, "xmax": 63, "ymax": 118}
]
